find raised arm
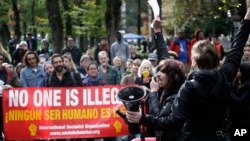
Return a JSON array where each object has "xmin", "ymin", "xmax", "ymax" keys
[
  {"xmin": 153, "ymin": 18, "xmax": 168, "ymax": 61},
  {"xmin": 221, "ymin": 8, "xmax": 250, "ymax": 81}
]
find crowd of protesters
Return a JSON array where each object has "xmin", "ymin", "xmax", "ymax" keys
[{"xmin": 0, "ymin": 9, "xmax": 250, "ymax": 141}]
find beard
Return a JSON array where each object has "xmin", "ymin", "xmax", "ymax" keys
[
  {"xmin": 117, "ymin": 37, "xmax": 121, "ymax": 42},
  {"xmin": 54, "ymin": 65, "xmax": 64, "ymax": 72}
]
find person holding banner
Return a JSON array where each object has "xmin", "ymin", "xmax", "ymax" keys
[
  {"xmin": 20, "ymin": 51, "xmax": 46, "ymax": 87},
  {"xmin": 0, "ymin": 52, "xmax": 21, "ymax": 140},
  {"xmin": 47, "ymin": 54, "xmax": 83, "ymax": 141},
  {"xmin": 47, "ymin": 54, "xmax": 82, "ymax": 87},
  {"xmin": 126, "ymin": 9, "xmax": 250, "ymax": 141},
  {"xmin": 83, "ymin": 62, "xmax": 105, "ymax": 86},
  {"xmin": 38, "ymin": 61, "xmax": 54, "ymax": 87}
]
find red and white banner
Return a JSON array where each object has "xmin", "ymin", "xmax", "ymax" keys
[{"xmin": 2, "ymin": 86, "xmax": 129, "ymax": 140}]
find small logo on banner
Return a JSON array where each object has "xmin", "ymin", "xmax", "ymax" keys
[
  {"xmin": 114, "ymin": 120, "xmax": 122, "ymax": 133},
  {"xmin": 28, "ymin": 123, "xmax": 37, "ymax": 136}
]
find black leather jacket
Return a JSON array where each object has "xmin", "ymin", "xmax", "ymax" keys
[
  {"xmin": 147, "ymin": 91, "xmax": 180, "ymax": 141},
  {"xmin": 154, "ymin": 32, "xmax": 169, "ymax": 61},
  {"xmin": 141, "ymin": 20, "xmax": 250, "ymax": 141},
  {"xmin": 47, "ymin": 70, "xmax": 83, "ymax": 87}
]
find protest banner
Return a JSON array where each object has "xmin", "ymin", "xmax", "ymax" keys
[{"xmin": 2, "ymin": 85, "xmax": 129, "ymax": 140}]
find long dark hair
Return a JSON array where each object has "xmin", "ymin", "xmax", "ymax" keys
[
  {"xmin": 239, "ymin": 62, "xmax": 250, "ymax": 88},
  {"xmin": 158, "ymin": 59, "xmax": 186, "ymax": 95},
  {"xmin": 23, "ymin": 51, "xmax": 39, "ymax": 67},
  {"xmin": 194, "ymin": 28, "xmax": 204, "ymax": 40}
]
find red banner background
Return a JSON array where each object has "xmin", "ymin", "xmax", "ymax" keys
[{"xmin": 2, "ymin": 86, "xmax": 129, "ymax": 140}]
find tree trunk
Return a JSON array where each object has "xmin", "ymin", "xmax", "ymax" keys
[
  {"xmin": 105, "ymin": 0, "xmax": 122, "ymax": 44},
  {"xmin": 11, "ymin": 0, "xmax": 21, "ymax": 41},
  {"xmin": 46, "ymin": 0, "xmax": 64, "ymax": 53},
  {"xmin": 0, "ymin": 22, "xmax": 11, "ymax": 48},
  {"xmin": 23, "ymin": 22, "xmax": 27, "ymax": 40},
  {"xmin": 31, "ymin": 0, "xmax": 37, "ymax": 39},
  {"xmin": 62, "ymin": 0, "xmax": 72, "ymax": 36}
]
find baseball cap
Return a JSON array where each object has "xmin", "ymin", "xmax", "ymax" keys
[{"xmin": 148, "ymin": 53, "xmax": 158, "ymax": 61}]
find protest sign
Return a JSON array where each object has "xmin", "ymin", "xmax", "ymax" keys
[{"xmin": 2, "ymin": 86, "xmax": 129, "ymax": 140}]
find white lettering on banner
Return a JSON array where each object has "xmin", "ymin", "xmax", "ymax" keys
[
  {"xmin": 82, "ymin": 87, "xmax": 121, "ymax": 106},
  {"xmin": 39, "ymin": 125, "xmax": 66, "ymax": 130},
  {"xmin": 110, "ymin": 87, "xmax": 120, "ymax": 104},
  {"xmin": 7, "ymin": 87, "xmax": 122, "ymax": 107},
  {"xmin": 33, "ymin": 89, "xmax": 62, "ymax": 107},
  {"xmin": 66, "ymin": 89, "xmax": 79, "ymax": 106},
  {"xmin": 9, "ymin": 90, "xmax": 28, "ymax": 107},
  {"xmin": 40, "ymin": 124, "xmax": 108, "ymax": 131},
  {"xmin": 66, "ymin": 124, "xmax": 85, "ymax": 129},
  {"xmin": 95, "ymin": 89, "xmax": 102, "ymax": 105},
  {"xmin": 49, "ymin": 130, "xmax": 100, "ymax": 136},
  {"xmin": 103, "ymin": 88, "xmax": 110, "ymax": 105},
  {"xmin": 83, "ymin": 89, "xmax": 94, "ymax": 105},
  {"xmin": 84, "ymin": 123, "xmax": 110, "ymax": 129}
]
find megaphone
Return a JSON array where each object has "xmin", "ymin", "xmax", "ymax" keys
[{"xmin": 116, "ymin": 86, "xmax": 146, "ymax": 134}]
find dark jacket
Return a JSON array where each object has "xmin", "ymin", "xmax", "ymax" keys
[
  {"xmin": 47, "ymin": 70, "xmax": 82, "ymax": 87},
  {"xmin": 77, "ymin": 66, "xmax": 87, "ymax": 77},
  {"xmin": 37, "ymin": 49, "xmax": 53, "ymax": 59},
  {"xmin": 135, "ymin": 76, "xmax": 151, "ymax": 89},
  {"xmin": 154, "ymin": 32, "xmax": 169, "ymax": 61},
  {"xmin": 230, "ymin": 63, "xmax": 250, "ymax": 129},
  {"xmin": 26, "ymin": 38, "xmax": 37, "ymax": 51},
  {"xmin": 147, "ymin": 91, "xmax": 180, "ymax": 141},
  {"xmin": 140, "ymin": 20, "xmax": 250, "ymax": 141},
  {"xmin": 231, "ymin": 84, "xmax": 250, "ymax": 127},
  {"xmin": 131, "ymin": 54, "xmax": 142, "ymax": 60},
  {"xmin": 12, "ymin": 48, "xmax": 28, "ymax": 65},
  {"xmin": 61, "ymin": 46, "xmax": 82, "ymax": 66},
  {"xmin": 94, "ymin": 46, "xmax": 111, "ymax": 65}
]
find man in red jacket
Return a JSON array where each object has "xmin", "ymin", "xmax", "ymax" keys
[{"xmin": 169, "ymin": 30, "xmax": 191, "ymax": 73}]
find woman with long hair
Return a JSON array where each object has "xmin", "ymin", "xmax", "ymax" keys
[
  {"xmin": 62, "ymin": 53, "xmax": 77, "ymax": 72},
  {"xmin": 128, "ymin": 59, "xmax": 186, "ymax": 141},
  {"xmin": 0, "ymin": 42, "xmax": 11, "ymax": 63},
  {"xmin": 231, "ymin": 62, "xmax": 250, "ymax": 139}
]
